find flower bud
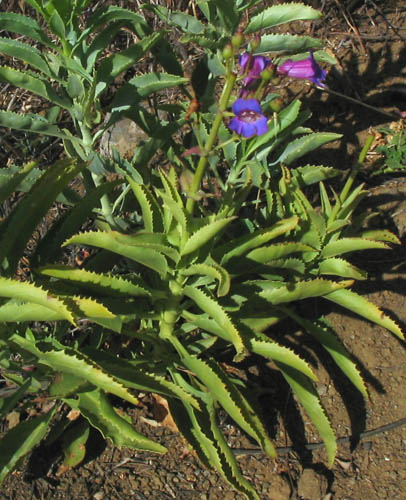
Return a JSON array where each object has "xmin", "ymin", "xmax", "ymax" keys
[
  {"xmin": 231, "ymin": 31, "xmax": 244, "ymax": 49},
  {"xmin": 223, "ymin": 43, "xmax": 234, "ymax": 60},
  {"xmin": 250, "ymin": 35, "xmax": 261, "ymax": 51},
  {"xmin": 260, "ymin": 65, "xmax": 275, "ymax": 81},
  {"xmin": 268, "ymin": 97, "xmax": 284, "ymax": 113}
]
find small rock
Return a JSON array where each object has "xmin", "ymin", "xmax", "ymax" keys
[
  {"xmin": 268, "ymin": 474, "xmax": 291, "ymax": 500},
  {"xmin": 297, "ymin": 468, "xmax": 328, "ymax": 500}
]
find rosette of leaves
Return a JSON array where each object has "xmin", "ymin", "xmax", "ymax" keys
[{"xmin": 0, "ymin": 165, "xmax": 403, "ymax": 499}]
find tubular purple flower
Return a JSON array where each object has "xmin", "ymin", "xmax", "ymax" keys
[
  {"xmin": 228, "ymin": 98, "xmax": 268, "ymax": 138},
  {"xmin": 239, "ymin": 53, "xmax": 272, "ymax": 88},
  {"xmin": 277, "ymin": 49, "xmax": 326, "ymax": 87}
]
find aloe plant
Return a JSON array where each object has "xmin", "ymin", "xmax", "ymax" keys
[{"xmin": 0, "ymin": 2, "xmax": 403, "ymax": 499}]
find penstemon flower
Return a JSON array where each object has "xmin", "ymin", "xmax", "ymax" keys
[
  {"xmin": 239, "ymin": 53, "xmax": 272, "ymax": 89},
  {"xmin": 277, "ymin": 49, "xmax": 326, "ymax": 87},
  {"xmin": 228, "ymin": 98, "xmax": 268, "ymax": 138}
]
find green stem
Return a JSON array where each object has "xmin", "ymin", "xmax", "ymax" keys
[
  {"xmin": 340, "ymin": 134, "xmax": 374, "ymax": 202},
  {"xmin": 328, "ymin": 135, "xmax": 374, "ymax": 223},
  {"xmin": 186, "ymin": 72, "xmax": 237, "ymax": 215}
]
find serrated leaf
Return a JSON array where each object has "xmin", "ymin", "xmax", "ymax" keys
[
  {"xmin": 246, "ymin": 242, "xmax": 313, "ymax": 263},
  {"xmin": 0, "ymin": 408, "xmax": 55, "ymax": 486},
  {"xmin": 96, "ymin": 32, "xmax": 162, "ymax": 96},
  {"xmin": 0, "ymin": 12, "xmax": 55, "ymax": 48},
  {"xmin": 63, "ymin": 231, "xmax": 168, "ymax": 276},
  {"xmin": 0, "ymin": 278, "xmax": 75, "ymax": 323},
  {"xmin": 0, "ymin": 66, "xmax": 70, "ymax": 108},
  {"xmin": 249, "ymin": 337, "xmax": 317, "ymax": 381},
  {"xmin": 0, "ymin": 110, "xmax": 82, "ymax": 142},
  {"xmin": 126, "ymin": 178, "xmax": 164, "ymax": 233},
  {"xmin": 254, "ymin": 34, "xmax": 323, "ymax": 54},
  {"xmin": 299, "ymin": 317, "xmax": 368, "ymax": 397},
  {"xmin": 245, "ymin": 3, "xmax": 322, "ymax": 33},
  {"xmin": 257, "ymin": 278, "xmax": 353, "ymax": 304},
  {"xmin": 0, "ymin": 159, "xmax": 85, "ymax": 274},
  {"xmin": 220, "ymin": 217, "xmax": 299, "ymax": 264},
  {"xmin": 81, "ymin": 347, "xmax": 200, "ymax": 410},
  {"xmin": 292, "ymin": 165, "xmax": 341, "ymax": 186},
  {"xmin": 271, "ymin": 133, "xmax": 342, "ymax": 166},
  {"xmin": 38, "ymin": 266, "xmax": 152, "ymax": 298},
  {"xmin": 321, "ymin": 238, "xmax": 389, "ymax": 258},
  {"xmin": 127, "ymin": 72, "xmax": 188, "ymax": 97},
  {"xmin": 182, "ymin": 217, "xmax": 236, "ymax": 256},
  {"xmin": 0, "ymin": 301, "xmax": 66, "ymax": 322},
  {"xmin": 168, "ymin": 399, "xmax": 260, "ymax": 500},
  {"xmin": 358, "ymin": 230, "xmax": 401, "ymax": 244},
  {"xmin": 276, "ymin": 363, "xmax": 337, "ymax": 466},
  {"xmin": 0, "ymin": 38, "xmax": 54, "ymax": 77},
  {"xmin": 0, "ymin": 161, "xmax": 38, "ymax": 203},
  {"xmin": 318, "ymin": 258, "xmax": 367, "ymax": 280},
  {"xmin": 33, "ymin": 180, "xmax": 123, "ymax": 264},
  {"xmin": 182, "ymin": 354, "xmax": 276, "ymax": 458},
  {"xmin": 324, "ymin": 288, "xmax": 404, "ymax": 339},
  {"xmin": 183, "ymin": 286, "xmax": 246, "ymax": 361},
  {"xmin": 10, "ymin": 335, "xmax": 139, "ymax": 405},
  {"xmin": 48, "ymin": 372, "xmax": 88, "ymax": 397},
  {"xmin": 181, "ymin": 262, "xmax": 230, "ymax": 297},
  {"xmin": 72, "ymin": 388, "xmax": 166, "ymax": 453}
]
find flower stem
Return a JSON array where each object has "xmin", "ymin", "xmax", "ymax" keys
[{"xmin": 186, "ymin": 72, "xmax": 237, "ymax": 215}]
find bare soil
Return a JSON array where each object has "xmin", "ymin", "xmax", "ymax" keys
[{"xmin": 1, "ymin": 1, "xmax": 406, "ymax": 499}]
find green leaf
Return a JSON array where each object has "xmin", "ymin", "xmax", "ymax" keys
[
  {"xmin": 249, "ymin": 337, "xmax": 316, "ymax": 381},
  {"xmin": 10, "ymin": 335, "xmax": 140, "ymax": 405},
  {"xmin": 358, "ymin": 229, "xmax": 401, "ymax": 244},
  {"xmin": 183, "ymin": 286, "xmax": 247, "ymax": 361},
  {"xmin": 318, "ymin": 258, "xmax": 367, "ymax": 280},
  {"xmin": 0, "ymin": 13, "xmax": 55, "ymax": 48},
  {"xmin": 277, "ymin": 363, "xmax": 336, "ymax": 466},
  {"xmin": 33, "ymin": 180, "xmax": 123, "ymax": 264},
  {"xmin": 62, "ymin": 419, "xmax": 90, "ymax": 468},
  {"xmin": 182, "ymin": 354, "xmax": 275, "ymax": 458},
  {"xmin": 81, "ymin": 347, "xmax": 200, "ymax": 410},
  {"xmin": 271, "ymin": 133, "xmax": 342, "ymax": 166},
  {"xmin": 126, "ymin": 179, "xmax": 164, "ymax": 233},
  {"xmin": 0, "ymin": 110, "xmax": 82, "ymax": 142},
  {"xmin": 0, "ymin": 301, "xmax": 66, "ymax": 323},
  {"xmin": 181, "ymin": 262, "xmax": 230, "ymax": 297},
  {"xmin": 127, "ymin": 73, "xmax": 188, "ymax": 97},
  {"xmin": 246, "ymin": 3, "xmax": 322, "ymax": 33},
  {"xmin": 292, "ymin": 165, "xmax": 341, "ymax": 186},
  {"xmin": 220, "ymin": 217, "xmax": 299, "ymax": 264},
  {"xmin": 64, "ymin": 231, "xmax": 169, "ymax": 277},
  {"xmin": 254, "ymin": 34, "xmax": 323, "ymax": 54},
  {"xmin": 147, "ymin": 5, "xmax": 205, "ymax": 34},
  {"xmin": 257, "ymin": 278, "xmax": 353, "ymax": 304},
  {"xmin": 182, "ymin": 217, "xmax": 236, "ymax": 256},
  {"xmin": 0, "ymin": 38, "xmax": 54, "ymax": 77},
  {"xmin": 321, "ymin": 238, "xmax": 389, "ymax": 258},
  {"xmin": 0, "ymin": 161, "xmax": 38, "ymax": 204},
  {"xmin": 300, "ymin": 317, "xmax": 368, "ymax": 397},
  {"xmin": 246, "ymin": 242, "xmax": 313, "ymax": 263},
  {"xmin": 0, "ymin": 66, "xmax": 70, "ymax": 108},
  {"xmin": 38, "ymin": 266, "xmax": 152, "ymax": 298},
  {"xmin": 0, "ymin": 408, "xmax": 55, "ymax": 486},
  {"xmin": 168, "ymin": 399, "xmax": 260, "ymax": 500},
  {"xmin": 0, "ymin": 379, "xmax": 31, "ymax": 419},
  {"xmin": 71, "ymin": 388, "xmax": 167, "ymax": 453},
  {"xmin": 324, "ymin": 288, "xmax": 404, "ymax": 339},
  {"xmin": 67, "ymin": 74, "xmax": 84, "ymax": 99},
  {"xmin": 0, "ymin": 159, "xmax": 85, "ymax": 274},
  {"xmin": 0, "ymin": 278, "xmax": 75, "ymax": 323},
  {"xmin": 96, "ymin": 32, "xmax": 162, "ymax": 96}
]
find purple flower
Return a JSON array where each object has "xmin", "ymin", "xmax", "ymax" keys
[
  {"xmin": 277, "ymin": 50, "xmax": 326, "ymax": 87},
  {"xmin": 239, "ymin": 53, "xmax": 272, "ymax": 88},
  {"xmin": 228, "ymin": 98, "xmax": 268, "ymax": 138}
]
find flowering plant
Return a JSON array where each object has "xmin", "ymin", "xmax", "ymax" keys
[{"xmin": 0, "ymin": 2, "xmax": 403, "ymax": 499}]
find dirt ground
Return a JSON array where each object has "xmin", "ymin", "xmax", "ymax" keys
[{"xmin": 1, "ymin": 1, "xmax": 406, "ymax": 499}]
